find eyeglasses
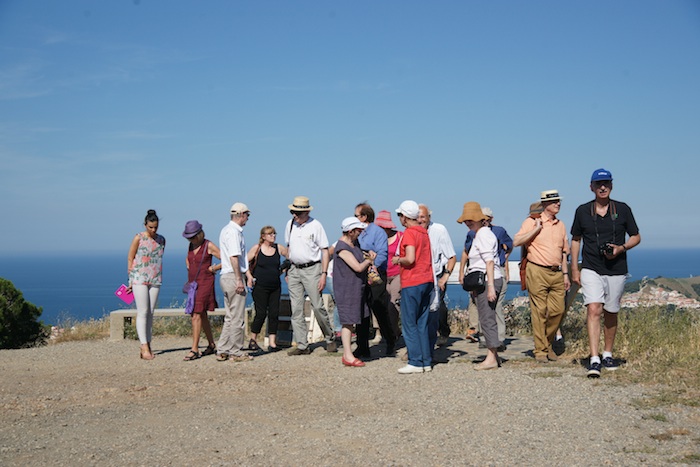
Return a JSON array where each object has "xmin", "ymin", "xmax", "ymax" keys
[
  {"xmin": 265, "ymin": 232, "xmax": 276, "ymax": 236},
  {"xmin": 593, "ymin": 180, "xmax": 612, "ymax": 187},
  {"xmin": 290, "ymin": 210, "xmax": 303, "ymax": 215}
]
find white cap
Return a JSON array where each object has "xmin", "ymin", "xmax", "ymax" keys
[
  {"xmin": 341, "ymin": 217, "xmax": 368, "ymax": 232},
  {"xmin": 395, "ymin": 200, "xmax": 420, "ymax": 220},
  {"xmin": 482, "ymin": 207, "xmax": 493, "ymax": 218},
  {"xmin": 230, "ymin": 202, "xmax": 249, "ymax": 214}
]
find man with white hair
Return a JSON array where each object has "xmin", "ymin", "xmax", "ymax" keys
[
  {"xmin": 514, "ymin": 190, "xmax": 570, "ymax": 363},
  {"xmin": 285, "ymin": 196, "xmax": 337, "ymax": 355}
]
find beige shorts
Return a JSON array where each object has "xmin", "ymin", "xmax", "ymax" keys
[{"xmin": 580, "ymin": 268, "xmax": 626, "ymax": 313}]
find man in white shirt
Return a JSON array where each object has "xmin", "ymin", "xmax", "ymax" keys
[
  {"xmin": 284, "ymin": 196, "xmax": 337, "ymax": 355},
  {"xmin": 418, "ymin": 205, "xmax": 456, "ymax": 351},
  {"xmin": 216, "ymin": 202, "xmax": 254, "ymax": 362}
]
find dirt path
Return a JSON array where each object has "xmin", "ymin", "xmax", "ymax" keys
[{"xmin": 1, "ymin": 336, "xmax": 698, "ymax": 466}]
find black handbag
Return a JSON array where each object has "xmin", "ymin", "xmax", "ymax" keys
[{"xmin": 462, "ymin": 270, "xmax": 486, "ymax": 293}]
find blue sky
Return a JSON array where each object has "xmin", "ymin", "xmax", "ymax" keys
[{"xmin": 1, "ymin": 1, "xmax": 699, "ymax": 255}]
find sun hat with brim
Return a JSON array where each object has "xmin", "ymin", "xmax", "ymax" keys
[
  {"xmin": 230, "ymin": 202, "xmax": 249, "ymax": 214},
  {"xmin": 482, "ymin": 207, "xmax": 494, "ymax": 218},
  {"xmin": 375, "ymin": 210, "xmax": 397, "ymax": 229},
  {"xmin": 395, "ymin": 200, "xmax": 419, "ymax": 220},
  {"xmin": 590, "ymin": 168, "xmax": 613, "ymax": 182},
  {"xmin": 182, "ymin": 220, "xmax": 203, "ymax": 239},
  {"xmin": 341, "ymin": 217, "xmax": 368, "ymax": 232},
  {"xmin": 540, "ymin": 190, "xmax": 562, "ymax": 202},
  {"xmin": 457, "ymin": 201, "xmax": 486, "ymax": 223},
  {"xmin": 529, "ymin": 202, "xmax": 544, "ymax": 215},
  {"xmin": 288, "ymin": 196, "xmax": 313, "ymax": 211}
]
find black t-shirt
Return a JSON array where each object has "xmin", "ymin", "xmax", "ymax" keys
[{"xmin": 570, "ymin": 200, "xmax": 639, "ymax": 275}]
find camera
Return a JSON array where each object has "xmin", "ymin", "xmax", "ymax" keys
[{"xmin": 599, "ymin": 244, "xmax": 614, "ymax": 256}]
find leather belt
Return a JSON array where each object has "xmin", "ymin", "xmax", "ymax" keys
[
  {"xmin": 528, "ymin": 261, "xmax": 562, "ymax": 272},
  {"xmin": 294, "ymin": 260, "xmax": 320, "ymax": 269}
]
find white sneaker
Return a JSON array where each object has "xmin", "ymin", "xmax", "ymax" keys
[
  {"xmin": 423, "ymin": 366, "xmax": 432, "ymax": 372},
  {"xmin": 398, "ymin": 364, "xmax": 424, "ymax": 374}
]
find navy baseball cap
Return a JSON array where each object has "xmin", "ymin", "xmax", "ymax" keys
[{"xmin": 591, "ymin": 168, "xmax": 613, "ymax": 182}]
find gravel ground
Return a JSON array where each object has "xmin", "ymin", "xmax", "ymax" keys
[{"xmin": 1, "ymin": 335, "xmax": 699, "ymax": 466}]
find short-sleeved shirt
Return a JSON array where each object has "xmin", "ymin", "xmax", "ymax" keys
[
  {"xmin": 515, "ymin": 213, "xmax": 570, "ymax": 267},
  {"xmin": 427, "ymin": 222, "xmax": 456, "ymax": 275},
  {"xmin": 399, "ymin": 225, "xmax": 434, "ymax": 288},
  {"xmin": 467, "ymin": 227, "xmax": 502, "ymax": 280},
  {"xmin": 285, "ymin": 217, "xmax": 329, "ymax": 264},
  {"xmin": 464, "ymin": 224, "xmax": 512, "ymax": 266},
  {"xmin": 219, "ymin": 221, "xmax": 248, "ymax": 275},
  {"xmin": 571, "ymin": 200, "xmax": 639, "ymax": 276}
]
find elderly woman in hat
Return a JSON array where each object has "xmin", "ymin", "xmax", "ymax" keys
[
  {"xmin": 333, "ymin": 217, "xmax": 376, "ymax": 367},
  {"xmin": 391, "ymin": 200, "xmax": 434, "ymax": 374},
  {"xmin": 457, "ymin": 201, "xmax": 503, "ymax": 370},
  {"xmin": 182, "ymin": 220, "xmax": 222, "ymax": 361}
]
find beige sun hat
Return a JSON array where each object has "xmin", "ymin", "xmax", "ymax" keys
[
  {"xmin": 457, "ymin": 201, "xmax": 487, "ymax": 223},
  {"xmin": 288, "ymin": 196, "xmax": 313, "ymax": 211}
]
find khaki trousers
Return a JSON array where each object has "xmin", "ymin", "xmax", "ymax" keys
[{"xmin": 526, "ymin": 263, "xmax": 565, "ymax": 358}]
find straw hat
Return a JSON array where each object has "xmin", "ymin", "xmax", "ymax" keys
[
  {"xmin": 540, "ymin": 190, "xmax": 562, "ymax": 202},
  {"xmin": 288, "ymin": 196, "xmax": 313, "ymax": 211},
  {"xmin": 456, "ymin": 201, "xmax": 486, "ymax": 223},
  {"xmin": 529, "ymin": 202, "xmax": 544, "ymax": 216}
]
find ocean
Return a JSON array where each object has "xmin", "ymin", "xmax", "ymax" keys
[{"xmin": 1, "ymin": 248, "xmax": 698, "ymax": 326}]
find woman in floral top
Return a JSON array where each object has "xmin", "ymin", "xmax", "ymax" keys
[{"xmin": 127, "ymin": 209, "xmax": 166, "ymax": 360}]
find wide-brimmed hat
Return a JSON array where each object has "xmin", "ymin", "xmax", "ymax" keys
[
  {"xmin": 457, "ymin": 201, "xmax": 486, "ymax": 223},
  {"xmin": 529, "ymin": 202, "xmax": 544, "ymax": 216},
  {"xmin": 288, "ymin": 196, "xmax": 313, "ymax": 212},
  {"xmin": 230, "ymin": 202, "xmax": 249, "ymax": 214},
  {"xmin": 395, "ymin": 200, "xmax": 419, "ymax": 220},
  {"xmin": 540, "ymin": 190, "xmax": 562, "ymax": 202},
  {"xmin": 182, "ymin": 220, "xmax": 203, "ymax": 239},
  {"xmin": 591, "ymin": 168, "xmax": 613, "ymax": 182},
  {"xmin": 341, "ymin": 217, "xmax": 368, "ymax": 232},
  {"xmin": 375, "ymin": 210, "xmax": 397, "ymax": 229}
]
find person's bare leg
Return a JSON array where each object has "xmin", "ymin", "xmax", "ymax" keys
[
  {"xmin": 342, "ymin": 325, "xmax": 355, "ymax": 362},
  {"xmin": 191, "ymin": 313, "xmax": 202, "ymax": 352},
  {"xmin": 603, "ymin": 310, "xmax": 618, "ymax": 354},
  {"xmin": 587, "ymin": 303, "xmax": 604, "ymax": 357},
  {"xmin": 200, "ymin": 312, "xmax": 215, "ymax": 347}
]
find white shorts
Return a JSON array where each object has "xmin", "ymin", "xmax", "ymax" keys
[{"xmin": 580, "ymin": 268, "xmax": 626, "ymax": 313}]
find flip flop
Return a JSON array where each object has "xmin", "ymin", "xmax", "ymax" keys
[{"xmin": 184, "ymin": 350, "xmax": 200, "ymax": 361}]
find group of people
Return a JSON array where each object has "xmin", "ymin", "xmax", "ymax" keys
[{"xmin": 125, "ymin": 167, "xmax": 639, "ymax": 378}]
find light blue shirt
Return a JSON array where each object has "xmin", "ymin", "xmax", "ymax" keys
[{"xmin": 358, "ymin": 222, "xmax": 388, "ymax": 272}]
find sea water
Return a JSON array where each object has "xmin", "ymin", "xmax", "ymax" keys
[{"xmin": 0, "ymin": 248, "xmax": 698, "ymax": 325}]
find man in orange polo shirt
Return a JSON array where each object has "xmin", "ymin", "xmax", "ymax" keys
[{"xmin": 514, "ymin": 190, "xmax": 571, "ymax": 363}]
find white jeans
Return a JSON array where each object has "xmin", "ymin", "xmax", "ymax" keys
[{"xmin": 132, "ymin": 284, "xmax": 160, "ymax": 344}]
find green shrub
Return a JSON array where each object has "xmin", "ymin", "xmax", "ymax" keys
[{"xmin": 0, "ymin": 278, "xmax": 47, "ymax": 348}]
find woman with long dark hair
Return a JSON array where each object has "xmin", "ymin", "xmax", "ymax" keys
[{"xmin": 127, "ymin": 209, "xmax": 166, "ymax": 360}]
